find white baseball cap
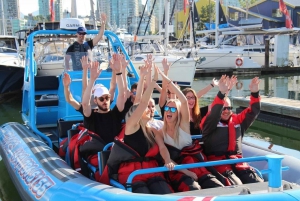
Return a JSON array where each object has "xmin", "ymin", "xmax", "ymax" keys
[{"xmin": 94, "ymin": 86, "xmax": 109, "ymax": 98}]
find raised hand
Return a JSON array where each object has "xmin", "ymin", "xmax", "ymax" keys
[
  {"xmin": 161, "ymin": 58, "xmax": 171, "ymax": 73},
  {"xmin": 153, "ymin": 65, "xmax": 159, "ymax": 82},
  {"xmin": 218, "ymin": 75, "xmax": 229, "ymax": 94},
  {"xmin": 211, "ymin": 78, "xmax": 219, "ymax": 87},
  {"xmin": 90, "ymin": 61, "xmax": 102, "ymax": 81},
  {"xmin": 80, "ymin": 55, "xmax": 90, "ymax": 71},
  {"xmin": 120, "ymin": 54, "xmax": 129, "ymax": 71},
  {"xmin": 63, "ymin": 72, "xmax": 71, "ymax": 87},
  {"xmin": 228, "ymin": 75, "xmax": 238, "ymax": 91},
  {"xmin": 249, "ymin": 77, "xmax": 260, "ymax": 93},
  {"xmin": 139, "ymin": 65, "xmax": 148, "ymax": 77},
  {"xmin": 110, "ymin": 54, "xmax": 122, "ymax": 72},
  {"xmin": 100, "ymin": 13, "xmax": 107, "ymax": 24},
  {"xmin": 157, "ymin": 66, "xmax": 169, "ymax": 82},
  {"xmin": 146, "ymin": 54, "xmax": 154, "ymax": 67}
]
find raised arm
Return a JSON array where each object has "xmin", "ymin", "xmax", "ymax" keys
[
  {"xmin": 82, "ymin": 61, "xmax": 102, "ymax": 117},
  {"xmin": 110, "ymin": 54, "xmax": 125, "ymax": 112},
  {"xmin": 158, "ymin": 68, "xmax": 190, "ymax": 132},
  {"xmin": 159, "ymin": 58, "xmax": 170, "ymax": 107},
  {"xmin": 120, "ymin": 54, "xmax": 130, "ymax": 99},
  {"xmin": 92, "ymin": 13, "xmax": 107, "ymax": 46},
  {"xmin": 134, "ymin": 65, "xmax": 148, "ymax": 104},
  {"xmin": 125, "ymin": 67, "xmax": 158, "ymax": 134},
  {"xmin": 109, "ymin": 58, "xmax": 117, "ymax": 101},
  {"xmin": 197, "ymin": 78, "xmax": 218, "ymax": 98},
  {"xmin": 63, "ymin": 72, "xmax": 80, "ymax": 110},
  {"xmin": 145, "ymin": 54, "xmax": 154, "ymax": 89},
  {"xmin": 200, "ymin": 75, "xmax": 228, "ymax": 137},
  {"xmin": 80, "ymin": 56, "xmax": 90, "ymax": 98},
  {"xmin": 236, "ymin": 77, "xmax": 261, "ymax": 136}
]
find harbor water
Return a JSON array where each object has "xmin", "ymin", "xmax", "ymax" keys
[{"xmin": 1, "ymin": 73, "xmax": 300, "ymax": 200}]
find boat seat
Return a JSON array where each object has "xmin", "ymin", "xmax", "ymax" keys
[
  {"xmin": 35, "ymin": 94, "xmax": 59, "ymax": 107},
  {"xmin": 57, "ymin": 119, "xmax": 82, "ymax": 139},
  {"xmin": 35, "ymin": 75, "xmax": 59, "ymax": 91}
]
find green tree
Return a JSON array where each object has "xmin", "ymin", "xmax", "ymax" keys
[
  {"xmin": 238, "ymin": 0, "xmax": 260, "ymax": 9},
  {"xmin": 198, "ymin": 3, "xmax": 215, "ymax": 30}
]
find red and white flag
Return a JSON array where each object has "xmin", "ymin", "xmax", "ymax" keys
[
  {"xmin": 279, "ymin": 0, "xmax": 293, "ymax": 29},
  {"xmin": 183, "ymin": 0, "xmax": 189, "ymax": 15}
]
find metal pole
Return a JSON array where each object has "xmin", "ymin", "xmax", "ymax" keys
[
  {"xmin": 164, "ymin": 0, "xmax": 170, "ymax": 56},
  {"xmin": 215, "ymin": 0, "xmax": 219, "ymax": 46}
]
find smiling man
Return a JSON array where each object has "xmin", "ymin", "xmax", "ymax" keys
[
  {"xmin": 65, "ymin": 13, "xmax": 107, "ymax": 71},
  {"xmin": 200, "ymin": 76, "xmax": 263, "ymax": 186}
]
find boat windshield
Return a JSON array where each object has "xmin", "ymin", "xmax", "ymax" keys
[{"xmin": 0, "ymin": 38, "xmax": 17, "ymax": 53}]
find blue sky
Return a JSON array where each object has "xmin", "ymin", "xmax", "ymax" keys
[{"xmin": 19, "ymin": 0, "xmax": 91, "ymax": 16}]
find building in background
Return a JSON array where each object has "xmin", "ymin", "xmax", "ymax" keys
[
  {"xmin": 96, "ymin": 0, "xmax": 110, "ymax": 25},
  {"xmin": 39, "ymin": 0, "xmax": 63, "ymax": 21},
  {"xmin": 0, "ymin": 0, "xmax": 20, "ymax": 35}
]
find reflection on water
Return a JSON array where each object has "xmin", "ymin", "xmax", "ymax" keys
[{"xmin": 0, "ymin": 155, "xmax": 22, "ymax": 201}]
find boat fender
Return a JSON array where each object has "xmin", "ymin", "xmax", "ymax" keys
[
  {"xmin": 235, "ymin": 57, "xmax": 243, "ymax": 67},
  {"xmin": 236, "ymin": 81, "xmax": 243, "ymax": 90}
]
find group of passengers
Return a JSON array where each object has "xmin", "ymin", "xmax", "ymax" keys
[{"xmin": 62, "ymin": 16, "xmax": 263, "ymax": 194}]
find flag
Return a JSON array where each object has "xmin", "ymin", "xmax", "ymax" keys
[
  {"xmin": 193, "ymin": 2, "xmax": 199, "ymax": 23},
  {"xmin": 279, "ymin": 0, "xmax": 293, "ymax": 29},
  {"xmin": 50, "ymin": 0, "xmax": 55, "ymax": 22},
  {"xmin": 184, "ymin": 0, "xmax": 189, "ymax": 15}
]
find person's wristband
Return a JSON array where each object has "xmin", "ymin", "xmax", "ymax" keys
[
  {"xmin": 116, "ymin": 72, "xmax": 122, "ymax": 75},
  {"xmin": 210, "ymin": 83, "xmax": 214, "ymax": 87}
]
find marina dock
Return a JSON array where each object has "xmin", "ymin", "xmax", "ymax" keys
[
  {"xmin": 232, "ymin": 96, "xmax": 300, "ymax": 130},
  {"xmin": 195, "ymin": 66, "xmax": 300, "ymax": 77}
]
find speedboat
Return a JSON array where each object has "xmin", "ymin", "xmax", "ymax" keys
[
  {"xmin": 0, "ymin": 35, "xmax": 24, "ymax": 94},
  {"xmin": 1, "ymin": 19, "xmax": 300, "ymax": 201}
]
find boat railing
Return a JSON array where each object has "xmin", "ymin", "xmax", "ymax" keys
[
  {"xmin": 23, "ymin": 29, "xmax": 139, "ymax": 148},
  {"xmin": 126, "ymin": 155, "xmax": 288, "ymax": 192}
]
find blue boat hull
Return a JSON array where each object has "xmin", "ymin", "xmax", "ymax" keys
[{"xmin": 1, "ymin": 122, "xmax": 300, "ymax": 201}]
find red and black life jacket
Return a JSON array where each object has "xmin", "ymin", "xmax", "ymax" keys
[
  {"xmin": 98, "ymin": 139, "xmax": 163, "ymax": 188},
  {"xmin": 165, "ymin": 140, "xmax": 227, "ymax": 184}
]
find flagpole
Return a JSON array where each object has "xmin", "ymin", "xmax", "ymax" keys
[{"xmin": 215, "ymin": 0, "xmax": 219, "ymax": 47}]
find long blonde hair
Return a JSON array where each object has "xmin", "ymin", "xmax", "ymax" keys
[
  {"xmin": 125, "ymin": 104, "xmax": 155, "ymax": 146},
  {"xmin": 163, "ymin": 99, "xmax": 181, "ymax": 144}
]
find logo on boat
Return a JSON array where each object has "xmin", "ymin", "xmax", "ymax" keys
[
  {"xmin": 66, "ymin": 24, "xmax": 82, "ymax": 28},
  {"xmin": 0, "ymin": 128, "xmax": 56, "ymax": 199}
]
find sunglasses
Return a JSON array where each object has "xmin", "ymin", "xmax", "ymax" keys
[
  {"xmin": 98, "ymin": 95, "xmax": 110, "ymax": 102},
  {"xmin": 223, "ymin": 106, "xmax": 233, "ymax": 111},
  {"xmin": 164, "ymin": 106, "xmax": 177, "ymax": 113},
  {"xmin": 78, "ymin": 33, "xmax": 86, "ymax": 35}
]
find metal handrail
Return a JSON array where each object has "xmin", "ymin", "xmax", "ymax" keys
[{"xmin": 126, "ymin": 155, "xmax": 285, "ymax": 192}]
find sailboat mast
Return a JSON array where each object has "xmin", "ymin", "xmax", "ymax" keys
[
  {"xmin": 90, "ymin": 0, "xmax": 97, "ymax": 29},
  {"xmin": 215, "ymin": 0, "xmax": 219, "ymax": 46},
  {"xmin": 0, "ymin": 0, "xmax": 5, "ymax": 35},
  {"xmin": 189, "ymin": 0, "xmax": 193, "ymax": 47},
  {"xmin": 164, "ymin": 0, "xmax": 170, "ymax": 56}
]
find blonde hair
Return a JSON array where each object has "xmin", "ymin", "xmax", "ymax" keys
[
  {"xmin": 125, "ymin": 104, "xmax": 155, "ymax": 146},
  {"xmin": 182, "ymin": 88, "xmax": 201, "ymax": 129},
  {"xmin": 163, "ymin": 99, "xmax": 181, "ymax": 144}
]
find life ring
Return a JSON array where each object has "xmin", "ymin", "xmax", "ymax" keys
[
  {"xmin": 236, "ymin": 81, "xmax": 243, "ymax": 90},
  {"xmin": 235, "ymin": 58, "xmax": 243, "ymax": 67}
]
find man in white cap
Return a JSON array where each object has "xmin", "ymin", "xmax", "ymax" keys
[
  {"xmin": 81, "ymin": 54, "xmax": 126, "ymax": 145},
  {"xmin": 65, "ymin": 13, "xmax": 107, "ymax": 71}
]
